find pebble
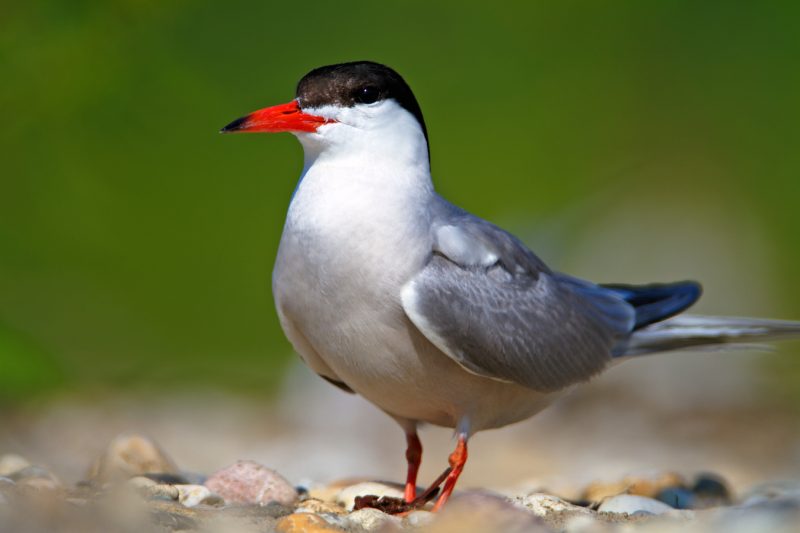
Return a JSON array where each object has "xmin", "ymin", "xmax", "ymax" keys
[
  {"xmin": 692, "ymin": 473, "xmax": 732, "ymax": 507},
  {"xmin": 583, "ymin": 471, "xmax": 685, "ymax": 501},
  {"xmin": 275, "ymin": 512, "xmax": 342, "ymax": 532},
  {"xmin": 515, "ymin": 492, "xmax": 595, "ymax": 519},
  {"xmin": 335, "ymin": 481, "xmax": 404, "ymax": 510},
  {"xmin": 346, "ymin": 508, "xmax": 402, "ymax": 531},
  {"xmin": 0, "ymin": 454, "xmax": 31, "ymax": 477},
  {"xmin": 88, "ymin": 433, "xmax": 178, "ymax": 483},
  {"xmin": 598, "ymin": 494, "xmax": 674, "ymax": 515},
  {"xmin": 296, "ymin": 498, "xmax": 347, "ymax": 515},
  {"xmin": 205, "ymin": 460, "xmax": 298, "ymax": 506},
  {"xmin": 10, "ymin": 465, "xmax": 61, "ymax": 492},
  {"xmin": 176, "ymin": 484, "xmax": 224, "ymax": 508},
  {"xmin": 656, "ymin": 487, "xmax": 696, "ymax": 509},
  {"xmin": 403, "ymin": 510, "xmax": 435, "ymax": 528},
  {"xmin": 9, "ymin": 465, "xmax": 58, "ymax": 482}
]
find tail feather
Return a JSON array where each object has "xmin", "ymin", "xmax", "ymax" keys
[
  {"xmin": 602, "ymin": 281, "xmax": 702, "ymax": 330},
  {"xmin": 623, "ymin": 315, "xmax": 800, "ymax": 356}
]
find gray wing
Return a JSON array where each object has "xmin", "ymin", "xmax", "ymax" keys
[{"xmin": 401, "ymin": 202, "xmax": 636, "ymax": 392}]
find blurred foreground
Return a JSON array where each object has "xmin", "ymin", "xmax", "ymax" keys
[
  {"xmin": 2, "ymin": 358, "xmax": 800, "ymax": 531},
  {"xmin": 3, "ymin": 356, "xmax": 800, "ymax": 489}
]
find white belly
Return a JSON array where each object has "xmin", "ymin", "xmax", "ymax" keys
[{"xmin": 273, "ymin": 223, "xmax": 556, "ymax": 432}]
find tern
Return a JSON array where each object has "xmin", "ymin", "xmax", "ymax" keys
[{"xmin": 222, "ymin": 61, "xmax": 800, "ymax": 511}]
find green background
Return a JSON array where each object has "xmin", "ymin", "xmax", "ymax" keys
[{"xmin": 1, "ymin": 1, "xmax": 799, "ymax": 403}]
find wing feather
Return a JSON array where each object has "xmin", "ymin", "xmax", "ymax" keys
[{"xmin": 402, "ymin": 212, "xmax": 635, "ymax": 392}]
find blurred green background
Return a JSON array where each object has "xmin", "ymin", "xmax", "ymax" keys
[{"xmin": 1, "ymin": 1, "xmax": 799, "ymax": 404}]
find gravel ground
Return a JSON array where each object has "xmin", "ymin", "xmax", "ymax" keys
[
  {"xmin": 1, "ymin": 435, "xmax": 799, "ymax": 533},
  {"xmin": 2, "ymin": 360, "xmax": 800, "ymax": 532}
]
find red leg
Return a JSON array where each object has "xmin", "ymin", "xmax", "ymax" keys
[
  {"xmin": 404, "ymin": 431, "xmax": 423, "ymax": 503},
  {"xmin": 431, "ymin": 434, "xmax": 468, "ymax": 512}
]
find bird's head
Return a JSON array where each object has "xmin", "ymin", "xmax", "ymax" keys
[{"xmin": 222, "ymin": 61, "xmax": 429, "ymax": 165}]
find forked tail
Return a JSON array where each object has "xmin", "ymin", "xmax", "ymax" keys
[{"xmin": 623, "ymin": 315, "xmax": 800, "ymax": 356}]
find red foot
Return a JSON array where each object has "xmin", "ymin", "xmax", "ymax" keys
[{"xmin": 432, "ymin": 435, "xmax": 468, "ymax": 512}]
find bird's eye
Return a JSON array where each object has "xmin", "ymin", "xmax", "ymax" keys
[{"xmin": 354, "ymin": 86, "xmax": 380, "ymax": 105}]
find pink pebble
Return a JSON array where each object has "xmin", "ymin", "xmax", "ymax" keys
[{"xmin": 204, "ymin": 460, "xmax": 298, "ymax": 506}]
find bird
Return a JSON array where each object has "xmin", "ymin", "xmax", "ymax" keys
[{"xmin": 221, "ymin": 61, "xmax": 800, "ymax": 511}]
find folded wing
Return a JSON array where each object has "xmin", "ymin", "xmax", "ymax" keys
[{"xmin": 401, "ymin": 209, "xmax": 636, "ymax": 392}]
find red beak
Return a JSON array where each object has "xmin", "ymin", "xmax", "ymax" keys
[{"xmin": 220, "ymin": 100, "xmax": 333, "ymax": 134}]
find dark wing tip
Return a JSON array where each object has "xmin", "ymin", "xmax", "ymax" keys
[{"xmin": 602, "ymin": 280, "xmax": 703, "ymax": 330}]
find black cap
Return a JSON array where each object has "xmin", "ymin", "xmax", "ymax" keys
[{"xmin": 296, "ymin": 61, "xmax": 428, "ymax": 144}]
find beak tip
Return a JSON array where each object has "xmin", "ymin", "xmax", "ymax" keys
[{"xmin": 220, "ymin": 116, "xmax": 249, "ymax": 134}]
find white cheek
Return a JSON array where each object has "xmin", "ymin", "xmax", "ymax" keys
[
  {"xmin": 303, "ymin": 101, "xmax": 392, "ymax": 129},
  {"xmin": 296, "ymin": 100, "xmax": 429, "ymax": 169}
]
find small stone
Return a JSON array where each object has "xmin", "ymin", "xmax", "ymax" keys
[
  {"xmin": 275, "ymin": 512, "xmax": 342, "ymax": 532},
  {"xmin": 656, "ymin": 487, "xmax": 696, "ymax": 509},
  {"xmin": 0, "ymin": 455, "xmax": 30, "ymax": 477},
  {"xmin": 403, "ymin": 510, "xmax": 435, "ymax": 528},
  {"xmin": 346, "ymin": 508, "xmax": 401, "ymax": 531},
  {"xmin": 335, "ymin": 481, "xmax": 403, "ymax": 510},
  {"xmin": 598, "ymin": 494, "xmax": 674, "ymax": 515},
  {"xmin": 88, "ymin": 433, "xmax": 178, "ymax": 483},
  {"xmin": 515, "ymin": 493, "xmax": 595, "ymax": 519},
  {"xmin": 9, "ymin": 466, "xmax": 58, "ymax": 482},
  {"xmin": 10, "ymin": 465, "xmax": 61, "ymax": 492},
  {"xmin": 176, "ymin": 484, "xmax": 224, "ymax": 508},
  {"xmin": 296, "ymin": 498, "xmax": 347, "ymax": 515},
  {"xmin": 583, "ymin": 471, "xmax": 685, "ymax": 502},
  {"xmin": 205, "ymin": 460, "xmax": 298, "ymax": 507},
  {"xmin": 692, "ymin": 473, "xmax": 732, "ymax": 508}
]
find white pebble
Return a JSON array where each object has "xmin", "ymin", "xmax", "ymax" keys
[
  {"xmin": 177, "ymin": 484, "xmax": 224, "ymax": 507},
  {"xmin": 0, "ymin": 455, "xmax": 30, "ymax": 477},
  {"xmin": 598, "ymin": 494, "xmax": 673, "ymax": 515},
  {"xmin": 515, "ymin": 493, "xmax": 594, "ymax": 518},
  {"xmin": 336, "ymin": 481, "xmax": 404, "ymax": 510},
  {"xmin": 346, "ymin": 508, "xmax": 402, "ymax": 531}
]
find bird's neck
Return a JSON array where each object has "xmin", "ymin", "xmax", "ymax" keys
[
  {"xmin": 294, "ymin": 120, "xmax": 434, "ymax": 206},
  {"xmin": 284, "ymin": 144, "xmax": 434, "ymax": 253}
]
